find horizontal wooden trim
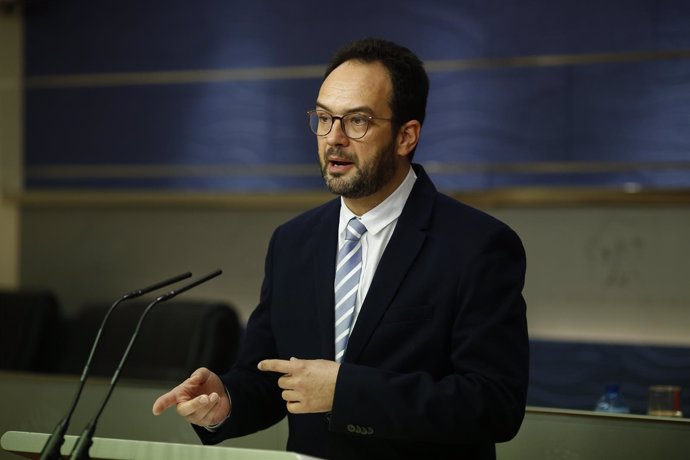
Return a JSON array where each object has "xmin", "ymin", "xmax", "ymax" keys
[
  {"xmin": 525, "ymin": 406, "xmax": 690, "ymax": 425},
  {"xmin": 25, "ymin": 49, "xmax": 690, "ymax": 89},
  {"xmin": 11, "ymin": 187, "xmax": 690, "ymax": 210},
  {"xmin": 449, "ymin": 187, "xmax": 690, "ymax": 207},
  {"xmin": 12, "ymin": 190, "xmax": 336, "ymax": 211},
  {"xmin": 24, "ymin": 160, "xmax": 690, "ymax": 180}
]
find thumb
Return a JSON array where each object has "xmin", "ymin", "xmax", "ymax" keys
[{"xmin": 187, "ymin": 367, "xmax": 210, "ymax": 385}]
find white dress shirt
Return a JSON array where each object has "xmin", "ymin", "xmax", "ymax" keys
[{"xmin": 337, "ymin": 166, "xmax": 417, "ymax": 326}]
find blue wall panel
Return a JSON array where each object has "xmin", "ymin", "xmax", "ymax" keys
[
  {"xmin": 529, "ymin": 340, "xmax": 690, "ymax": 415},
  {"xmin": 23, "ymin": 0, "xmax": 690, "ymax": 191},
  {"xmin": 25, "ymin": 80, "xmax": 319, "ymax": 165}
]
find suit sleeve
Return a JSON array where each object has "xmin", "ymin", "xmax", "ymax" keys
[
  {"xmin": 195, "ymin": 229, "xmax": 287, "ymax": 444},
  {"xmin": 329, "ymin": 225, "xmax": 529, "ymax": 444}
]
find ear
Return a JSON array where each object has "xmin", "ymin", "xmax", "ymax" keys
[{"xmin": 395, "ymin": 120, "xmax": 421, "ymax": 159}]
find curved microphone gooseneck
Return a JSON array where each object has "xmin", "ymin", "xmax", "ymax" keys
[
  {"xmin": 69, "ymin": 269, "xmax": 223, "ymax": 460},
  {"xmin": 39, "ymin": 272, "xmax": 193, "ymax": 460}
]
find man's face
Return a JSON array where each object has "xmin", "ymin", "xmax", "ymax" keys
[{"xmin": 315, "ymin": 60, "xmax": 400, "ymax": 199}]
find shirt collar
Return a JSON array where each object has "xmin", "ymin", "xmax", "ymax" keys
[{"xmin": 339, "ymin": 165, "xmax": 418, "ymax": 236}]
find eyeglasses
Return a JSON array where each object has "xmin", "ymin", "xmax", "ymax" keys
[{"xmin": 307, "ymin": 110, "xmax": 392, "ymax": 140}]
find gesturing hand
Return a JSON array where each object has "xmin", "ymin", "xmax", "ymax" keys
[
  {"xmin": 152, "ymin": 367, "xmax": 231, "ymax": 427},
  {"xmin": 258, "ymin": 357, "xmax": 340, "ymax": 413}
]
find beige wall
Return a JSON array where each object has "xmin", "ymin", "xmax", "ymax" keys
[
  {"xmin": 19, "ymin": 202, "xmax": 690, "ymax": 347},
  {"xmin": 0, "ymin": 11, "xmax": 22, "ymax": 289},
  {"xmin": 503, "ymin": 206, "xmax": 690, "ymax": 346}
]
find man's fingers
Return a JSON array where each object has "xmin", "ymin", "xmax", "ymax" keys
[
  {"xmin": 281, "ymin": 389, "xmax": 300, "ymax": 403},
  {"xmin": 258, "ymin": 358, "xmax": 297, "ymax": 374},
  {"xmin": 152, "ymin": 368, "xmax": 214, "ymax": 416},
  {"xmin": 286, "ymin": 400, "xmax": 304, "ymax": 414},
  {"xmin": 277, "ymin": 373, "xmax": 296, "ymax": 390},
  {"xmin": 152, "ymin": 388, "xmax": 186, "ymax": 416},
  {"xmin": 176, "ymin": 392, "xmax": 218, "ymax": 418}
]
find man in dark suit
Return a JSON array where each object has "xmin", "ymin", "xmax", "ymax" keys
[{"xmin": 153, "ymin": 38, "xmax": 528, "ymax": 460}]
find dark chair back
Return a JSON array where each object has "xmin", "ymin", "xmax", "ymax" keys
[
  {"xmin": 54, "ymin": 299, "xmax": 241, "ymax": 382},
  {"xmin": 0, "ymin": 289, "xmax": 61, "ymax": 372}
]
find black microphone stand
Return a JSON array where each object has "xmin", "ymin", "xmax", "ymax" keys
[
  {"xmin": 69, "ymin": 269, "xmax": 222, "ymax": 460},
  {"xmin": 39, "ymin": 272, "xmax": 193, "ymax": 460}
]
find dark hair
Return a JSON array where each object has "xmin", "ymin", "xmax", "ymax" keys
[{"xmin": 324, "ymin": 38, "xmax": 429, "ymax": 160}]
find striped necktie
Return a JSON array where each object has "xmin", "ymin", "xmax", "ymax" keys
[{"xmin": 334, "ymin": 218, "xmax": 367, "ymax": 363}]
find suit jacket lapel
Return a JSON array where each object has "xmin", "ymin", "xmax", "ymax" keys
[
  {"xmin": 344, "ymin": 164, "xmax": 437, "ymax": 363},
  {"xmin": 313, "ymin": 199, "xmax": 340, "ymax": 359}
]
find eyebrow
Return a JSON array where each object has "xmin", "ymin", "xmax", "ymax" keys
[{"xmin": 315, "ymin": 102, "xmax": 375, "ymax": 115}]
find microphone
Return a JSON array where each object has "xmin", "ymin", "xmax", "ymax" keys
[
  {"xmin": 68, "ymin": 269, "xmax": 223, "ymax": 460},
  {"xmin": 39, "ymin": 271, "xmax": 193, "ymax": 460}
]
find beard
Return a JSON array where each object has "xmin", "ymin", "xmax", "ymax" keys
[{"xmin": 320, "ymin": 139, "xmax": 398, "ymax": 199}]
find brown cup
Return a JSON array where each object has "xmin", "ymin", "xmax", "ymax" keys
[{"xmin": 647, "ymin": 385, "xmax": 683, "ymax": 417}]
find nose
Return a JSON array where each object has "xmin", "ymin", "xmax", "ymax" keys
[{"xmin": 325, "ymin": 118, "xmax": 350, "ymax": 147}]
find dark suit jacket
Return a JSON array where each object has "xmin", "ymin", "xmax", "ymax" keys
[{"xmin": 196, "ymin": 164, "xmax": 529, "ymax": 460}]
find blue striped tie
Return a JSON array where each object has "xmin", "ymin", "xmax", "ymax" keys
[{"xmin": 334, "ymin": 218, "xmax": 367, "ymax": 363}]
